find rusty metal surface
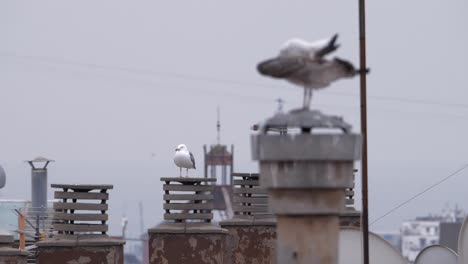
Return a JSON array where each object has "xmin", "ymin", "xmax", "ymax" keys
[
  {"xmin": 149, "ymin": 233, "xmax": 226, "ymax": 264},
  {"xmin": 220, "ymin": 222, "xmax": 276, "ymax": 264},
  {"xmin": 37, "ymin": 244, "xmax": 124, "ymax": 264},
  {"xmin": 277, "ymin": 216, "xmax": 339, "ymax": 264}
]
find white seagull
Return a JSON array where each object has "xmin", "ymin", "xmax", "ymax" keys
[
  {"xmin": 257, "ymin": 34, "xmax": 363, "ymax": 109},
  {"xmin": 173, "ymin": 144, "xmax": 196, "ymax": 177}
]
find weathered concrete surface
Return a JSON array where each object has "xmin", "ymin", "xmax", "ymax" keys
[
  {"xmin": 251, "ymin": 134, "xmax": 361, "ymax": 161},
  {"xmin": 259, "ymin": 161, "xmax": 354, "ymax": 188},
  {"xmin": 220, "ymin": 218, "xmax": 276, "ymax": 264},
  {"xmin": 252, "ymin": 131, "xmax": 360, "ymax": 264},
  {"xmin": 270, "ymin": 189, "xmax": 344, "ymax": 215},
  {"xmin": 0, "ymin": 255, "xmax": 28, "ymax": 264},
  {"xmin": 0, "ymin": 235, "xmax": 13, "ymax": 246},
  {"xmin": 339, "ymin": 210, "xmax": 361, "ymax": 228},
  {"xmin": 36, "ymin": 237, "xmax": 124, "ymax": 264},
  {"xmin": 277, "ymin": 216, "xmax": 338, "ymax": 264},
  {"xmin": 148, "ymin": 221, "xmax": 228, "ymax": 264},
  {"xmin": 0, "ymin": 248, "xmax": 29, "ymax": 264},
  {"xmin": 0, "ymin": 234, "xmax": 29, "ymax": 264}
]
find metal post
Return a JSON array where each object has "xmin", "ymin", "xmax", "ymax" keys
[
  {"xmin": 230, "ymin": 145, "xmax": 234, "ymax": 185},
  {"xmin": 358, "ymin": 0, "xmax": 370, "ymax": 263},
  {"xmin": 203, "ymin": 145, "xmax": 208, "ymax": 178},
  {"xmin": 18, "ymin": 213, "xmax": 25, "ymax": 250}
]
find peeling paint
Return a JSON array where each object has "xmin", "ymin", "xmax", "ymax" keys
[
  {"xmin": 37, "ymin": 245, "xmax": 124, "ymax": 264},
  {"xmin": 0, "ymin": 255, "xmax": 28, "ymax": 264},
  {"xmin": 149, "ymin": 233, "xmax": 226, "ymax": 264},
  {"xmin": 188, "ymin": 237, "xmax": 197, "ymax": 250},
  {"xmin": 67, "ymin": 256, "xmax": 91, "ymax": 264},
  {"xmin": 224, "ymin": 225, "xmax": 276, "ymax": 264}
]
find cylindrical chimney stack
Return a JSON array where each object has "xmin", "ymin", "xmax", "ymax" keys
[
  {"xmin": 0, "ymin": 165, "xmax": 6, "ymax": 189},
  {"xmin": 252, "ymin": 110, "xmax": 361, "ymax": 264},
  {"xmin": 26, "ymin": 157, "xmax": 54, "ymax": 212}
]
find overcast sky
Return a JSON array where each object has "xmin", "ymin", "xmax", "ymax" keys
[{"xmin": 1, "ymin": 1, "xmax": 467, "ymax": 238}]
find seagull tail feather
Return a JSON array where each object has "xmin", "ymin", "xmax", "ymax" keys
[{"xmin": 316, "ymin": 33, "xmax": 340, "ymax": 58}]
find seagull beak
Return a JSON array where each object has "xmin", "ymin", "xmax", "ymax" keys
[{"xmin": 175, "ymin": 148, "xmax": 178, "ymax": 151}]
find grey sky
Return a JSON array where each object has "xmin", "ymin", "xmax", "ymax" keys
[{"xmin": 1, "ymin": 1, "xmax": 467, "ymax": 237}]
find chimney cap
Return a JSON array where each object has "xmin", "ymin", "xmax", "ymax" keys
[{"xmin": 25, "ymin": 156, "xmax": 55, "ymax": 169}]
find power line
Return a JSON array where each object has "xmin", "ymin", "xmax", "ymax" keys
[
  {"xmin": 370, "ymin": 163, "xmax": 468, "ymax": 226},
  {"xmin": 3, "ymin": 52, "xmax": 468, "ymax": 120},
  {"xmin": 70, "ymin": 68, "xmax": 468, "ymax": 121},
  {"xmin": 3, "ymin": 51, "xmax": 468, "ymax": 110}
]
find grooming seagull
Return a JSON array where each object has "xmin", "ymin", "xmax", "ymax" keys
[
  {"xmin": 257, "ymin": 34, "xmax": 362, "ymax": 109},
  {"xmin": 173, "ymin": 144, "xmax": 196, "ymax": 177}
]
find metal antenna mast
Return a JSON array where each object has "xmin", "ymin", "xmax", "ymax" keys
[
  {"xmin": 216, "ymin": 107, "xmax": 221, "ymax": 145},
  {"xmin": 359, "ymin": 0, "xmax": 370, "ymax": 263},
  {"xmin": 139, "ymin": 201, "xmax": 144, "ymax": 235}
]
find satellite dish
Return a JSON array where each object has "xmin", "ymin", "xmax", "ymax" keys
[
  {"xmin": 414, "ymin": 245, "xmax": 457, "ymax": 264},
  {"xmin": 339, "ymin": 227, "xmax": 406, "ymax": 264},
  {"xmin": 458, "ymin": 217, "xmax": 468, "ymax": 264},
  {"xmin": 0, "ymin": 165, "xmax": 5, "ymax": 189}
]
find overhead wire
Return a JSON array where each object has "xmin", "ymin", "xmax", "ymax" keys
[
  {"xmin": 2, "ymin": 51, "xmax": 468, "ymax": 110},
  {"xmin": 4, "ymin": 51, "xmax": 468, "ymax": 121},
  {"xmin": 3, "ymin": 51, "xmax": 468, "ymax": 223},
  {"xmin": 369, "ymin": 163, "xmax": 468, "ymax": 226}
]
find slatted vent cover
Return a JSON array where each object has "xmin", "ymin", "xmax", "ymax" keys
[
  {"xmin": 232, "ymin": 173, "xmax": 272, "ymax": 217},
  {"xmin": 161, "ymin": 178, "xmax": 216, "ymax": 223},
  {"xmin": 51, "ymin": 184, "xmax": 112, "ymax": 237}
]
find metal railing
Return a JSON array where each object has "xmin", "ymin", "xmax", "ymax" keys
[{"xmin": 15, "ymin": 207, "xmax": 55, "ymax": 246}]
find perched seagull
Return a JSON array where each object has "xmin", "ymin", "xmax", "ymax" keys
[
  {"xmin": 257, "ymin": 34, "xmax": 364, "ymax": 109},
  {"xmin": 173, "ymin": 144, "xmax": 196, "ymax": 177}
]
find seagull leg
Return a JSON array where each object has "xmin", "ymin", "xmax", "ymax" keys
[
  {"xmin": 307, "ymin": 88, "xmax": 313, "ymax": 109},
  {"xmin": 303, "ymin": 88, "xmax": 307, "ymax": 109},
  {"xmin": 186, "ymin": 168, "xmax": 189, "ymax": 177},
  {"xmin": 179, "ymin": 167, "xmax": 182, "ymax": 177},
  {"xmin": 303, "ymin": 88, "xmax": 312, "ymax": 110}
]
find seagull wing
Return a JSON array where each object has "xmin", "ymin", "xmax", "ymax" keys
[
  {"xmin": 189, "ymin": 152, "xmax": 196, "ymax": 169},
  {"xmin": 257, "ymin": 57, "xmax": 306, "ymax": 79},
  {"xmin": 318, "ymin": 57, "xmax": 357, "ymax": 84}
]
